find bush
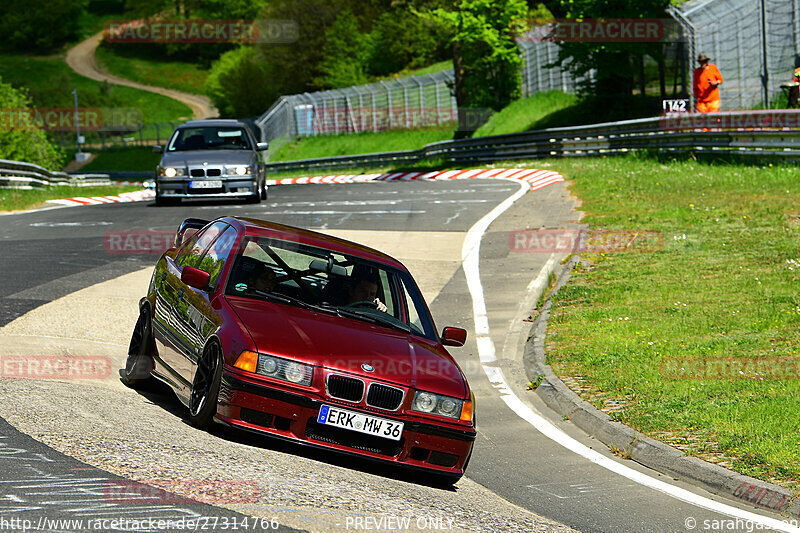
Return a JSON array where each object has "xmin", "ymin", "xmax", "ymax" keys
[
  {"xmin": 368, "ymin": 11, "xmax": 449, "ymax": 77},
  {"xmin": 314, "ymin": 12, "xmax": 371, "ymax": 89},
  {"xmin": 0, "ymin": 77, "xmax": 65, "ymax": 170},
  {"xmin": 0, "ymin": 0, "xmax": 87, "ymax": 52},
  {"xmin": 205, "ymin": 46, "xmax": 277, "ymax": 118}
]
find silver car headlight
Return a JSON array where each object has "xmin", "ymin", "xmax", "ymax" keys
[
  {"xmin": 225, "ymin": 165, "xmax": 252, "ymax": 176},
  {"xmin": 159, "ymin": 167, "xmax": 185, "ymax": 177},
  {"xmin": 412, "ymin": 390, "xmax": 465, "ymax": 419}
]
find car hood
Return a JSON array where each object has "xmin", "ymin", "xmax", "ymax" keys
[
  {"xmin": 226, "ymin": 296, "xmax": 467, "ymax": 398},
  {"xmin": 160, "ymin": 150, "xmax": 254, "ymax": 167}
]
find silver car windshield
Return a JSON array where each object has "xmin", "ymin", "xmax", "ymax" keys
[{"xmin": 167, "ymin": 127, "xmax": 252, "ymax": 151}]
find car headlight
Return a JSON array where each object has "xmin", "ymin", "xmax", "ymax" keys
[
  {"xmin": 232, "ymin": 351, "xmax": 313, "ymax": 386},
  {"xmin": 412, "ymin": 390, "xmax": 471, "ymax": 420},
  {"xmin": 225, "ymin": 165, "xmax": 251, "ymax": 176},
  {"xmin": 159, "ymin": 167, "xmax": 184, "ymax": 177}
]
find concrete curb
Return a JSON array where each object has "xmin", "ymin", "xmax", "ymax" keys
[{"xmin": 522, "ymin": 255, "xmax": 800, "ymax": 519}]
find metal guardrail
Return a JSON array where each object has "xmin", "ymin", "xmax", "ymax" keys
[
  {"xmin": 265, "ymin": 110, "xmax": 800, "ymax": 174},
  {"xmin": 0, "ymin": 159, "xmax": 111, "ymax": 189}
]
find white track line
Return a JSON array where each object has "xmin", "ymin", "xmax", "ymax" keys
[{"xmin": 462, "ymin": 178, "xmax": 800, "ymax": 532}]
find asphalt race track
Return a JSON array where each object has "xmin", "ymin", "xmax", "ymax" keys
[{"xmin": 0, "ymin": 179, "xmax": 796, "ymax": 532}]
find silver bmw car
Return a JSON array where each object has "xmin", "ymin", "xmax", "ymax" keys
[{"xmin": 154, "ymin": 119, "xmax": 269, "ymax": 206}]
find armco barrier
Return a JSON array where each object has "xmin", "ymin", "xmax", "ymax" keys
[
  {"xmin": 265, "ymin": 110, "xmax": 800, "ymax": 174},
  {"xmin": 0, "ymin": 159, "xmax": 111, "ymax": 188}
]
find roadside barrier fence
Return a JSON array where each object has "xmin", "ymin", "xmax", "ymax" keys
[{"xmin": 264, "ymin": 110, "xmax": 800, "ymax": 174}]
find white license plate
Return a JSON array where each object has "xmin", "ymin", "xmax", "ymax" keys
[
  {"xmin": 190, "ymin": 180, "xmax": 222, "ymax": 189},
  {"xmin": 317, "ymin": 404, "xmax": 403, "ymax": 441}
]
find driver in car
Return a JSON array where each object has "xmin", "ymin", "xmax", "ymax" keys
[
  {"xmin": 347, "ymin": 271, "xmax": 388, "ymax": 312},
  {"xmin": 248, "ymin": 263, "xmax": 277, "ymax": 292}
]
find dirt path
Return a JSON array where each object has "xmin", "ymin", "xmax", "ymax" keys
[{"xmin": 65, "ymin": 31, "xmax": 217, "ymax": 120}]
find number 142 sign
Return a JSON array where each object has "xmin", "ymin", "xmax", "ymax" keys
[{"xmin": 662, "ymin": 99, "xmax": 689, "ymax": 113}]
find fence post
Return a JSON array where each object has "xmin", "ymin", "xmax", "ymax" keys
[
  {"xmin": 380, "ymin": 81, "xmax": 393, "ymax": 129},
  {"xmin": 155, "ymin": 123, "xmax": 160, "ymax": 145},
  {"xmin": 736, "ymin": 18, "xmax": 747, "ymax": 108},
  {"xmin": 413, "ymin": 77, "xmax": 424, "ymax": 127},
  {"xmin": 759, "ymin": 0, "xmax": 769, "ymax": 108},
  {"xmin": 430, "ymin": 74, "xmax": 441, "ymax": 127}
]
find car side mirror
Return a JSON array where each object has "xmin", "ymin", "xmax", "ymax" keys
[
  {"xmin": 256, "ymin": 142, "xmax": 269, "ymax": 151},
  {"xmin": 181, "ymin": 266, "xmax": 210, "ymax": 290},
  {"xmin": 152, "ymin": 145, "xmax": 163, "ymax": 153},
  {"xmin": 441, "ymin": 327, "xmax": 467, "ymax": 347}
]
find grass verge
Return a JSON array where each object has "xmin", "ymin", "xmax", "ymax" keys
[
  {"xmin": 544, "ymin": 156, "xmax": 800, "ymax": 490},
  {"xmin": 80, "ymin": 147, "xmax": 161, "ymax": 172},
  {"xmin": 0, "ymin": 53, "xmax": 192, "ymax": 124},
  {"xmin": 0, "ymin": 184, "xmax": 142, "ymax": 212},
  {"xmin": 474, "ymin": 91, "xmax": 583, "ymax": 137},
  {"xmin": 95, "ymin": 42, "xmax": 208, "ymax": 95},
  {"xmin": 269, "ymin": 128, "xmax": 455, "ymax": 162}
]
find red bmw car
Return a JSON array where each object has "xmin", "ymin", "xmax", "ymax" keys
[{"xmin": 124, "ymin": 216, "xmax": 475, "ymax": 483}]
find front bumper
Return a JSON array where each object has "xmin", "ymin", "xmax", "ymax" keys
[
  {"xmin": 156, "ymin": 178, "xmax": 261, "ymax": 198},
  {"xmin": 216, "ymin": 370, "xmax": 476, "ymax": 478}
]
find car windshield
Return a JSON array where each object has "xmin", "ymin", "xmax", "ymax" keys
[
  {"xmin": 167, "ymin": 126, "xmax": 252, "ymax": 151},
  {"xmin": 224, "ymin": 235, "xmax": 438, "ymax": 341}
]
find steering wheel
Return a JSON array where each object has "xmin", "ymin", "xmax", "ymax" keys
[{"xmin": 344, "ymin": 300, "xmax": 378, "ymax": 309}]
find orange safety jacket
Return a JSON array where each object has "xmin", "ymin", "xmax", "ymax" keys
[{"xmin": 693, "ymin": 64, "xmax": 723, "ymax": 103}]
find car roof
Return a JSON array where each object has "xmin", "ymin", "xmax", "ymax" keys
[
  {"xmin": 225, "ymin": 216, "xmax": 405, "ymax": 270},
  {"xmin": 178, "ymin": 119, "xmax": 249, "ymax": 128}
]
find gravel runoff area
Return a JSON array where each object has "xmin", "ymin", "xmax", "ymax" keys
[{"xmin": 0, "ymin": 264, "xmax": 575, "ymax": 532}]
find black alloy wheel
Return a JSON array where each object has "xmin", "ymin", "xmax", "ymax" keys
[
  {"xmin": 189, "ymin": 342, "xmax": 223, "ymax": 428},
  {"xmin": 123, "ymin": 309, "xmax": 154, "ymax": 388}
]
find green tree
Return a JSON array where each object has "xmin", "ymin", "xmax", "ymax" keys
[
  {"xmin": 314, "ymin": 12, "xmax": 371, "ymax": 89},
  {"xmin": 0, "ymin": 78, "xmax": 65, "ymax": 170},
  {"xmin": 205, "ymin": 46, "xmax": 277, "ymax": 117},
  {"xmin": 0, "ymin": 0, "xmax": 87, "ymax": 52},
  {"xmin": 426, "ymin": 0, "xmax": 529, "ymax": 135},
  {"xmin": 367, "ymin": 10, "xmax": 449, "ymax": 77},
  {"xmin": 538, "ymin": 0, "xmax": 670, "ymax": 118}
]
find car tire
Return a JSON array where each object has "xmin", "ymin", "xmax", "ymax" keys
[
  {"xmin": 155, "ymin": 194, "xmax": 180, "ymax": 206},
  {"xmin": 260, "ymin": 180, "xmax": 268, "ymax": 201},
  {"xmin": 123, "ymin": 308, "xmax": 154, "ymax": 388},
  {"xmin": 188, "ymin": 341, "xmax": 223, "ymax": 428}
]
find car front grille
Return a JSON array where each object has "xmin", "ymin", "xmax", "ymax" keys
[
  {"xmin": 366, "ymin": 383, "xmax": 404, "ymax": 411},
  {"xmin": 189, "ymin": 168, "xmax": 222, "ymax": 177},
  {"xmin": 326, "ymin": 374, "xmax": 364, "ymax": 402}
]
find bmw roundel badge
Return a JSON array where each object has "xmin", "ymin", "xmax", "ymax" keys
[{"xmin": 361, "ymin": 363, "xmax": 375, "ymax": 373}]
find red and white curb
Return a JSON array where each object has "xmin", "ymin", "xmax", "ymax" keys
[
  {"xmin": 47, "ymin": 189, "xmax": 155, "ymax": 207},
  {"xmin": 266, "ymin": 168, "xmax": 564, "ymax": 191},
  {"xmin": 44, "ymin": 169, "xmax": 563, "ymax": 208}
]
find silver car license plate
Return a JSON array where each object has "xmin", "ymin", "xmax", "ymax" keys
[{"xmin": 190, "ymin": 180, "xmax": 222, "ymax": 189}]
